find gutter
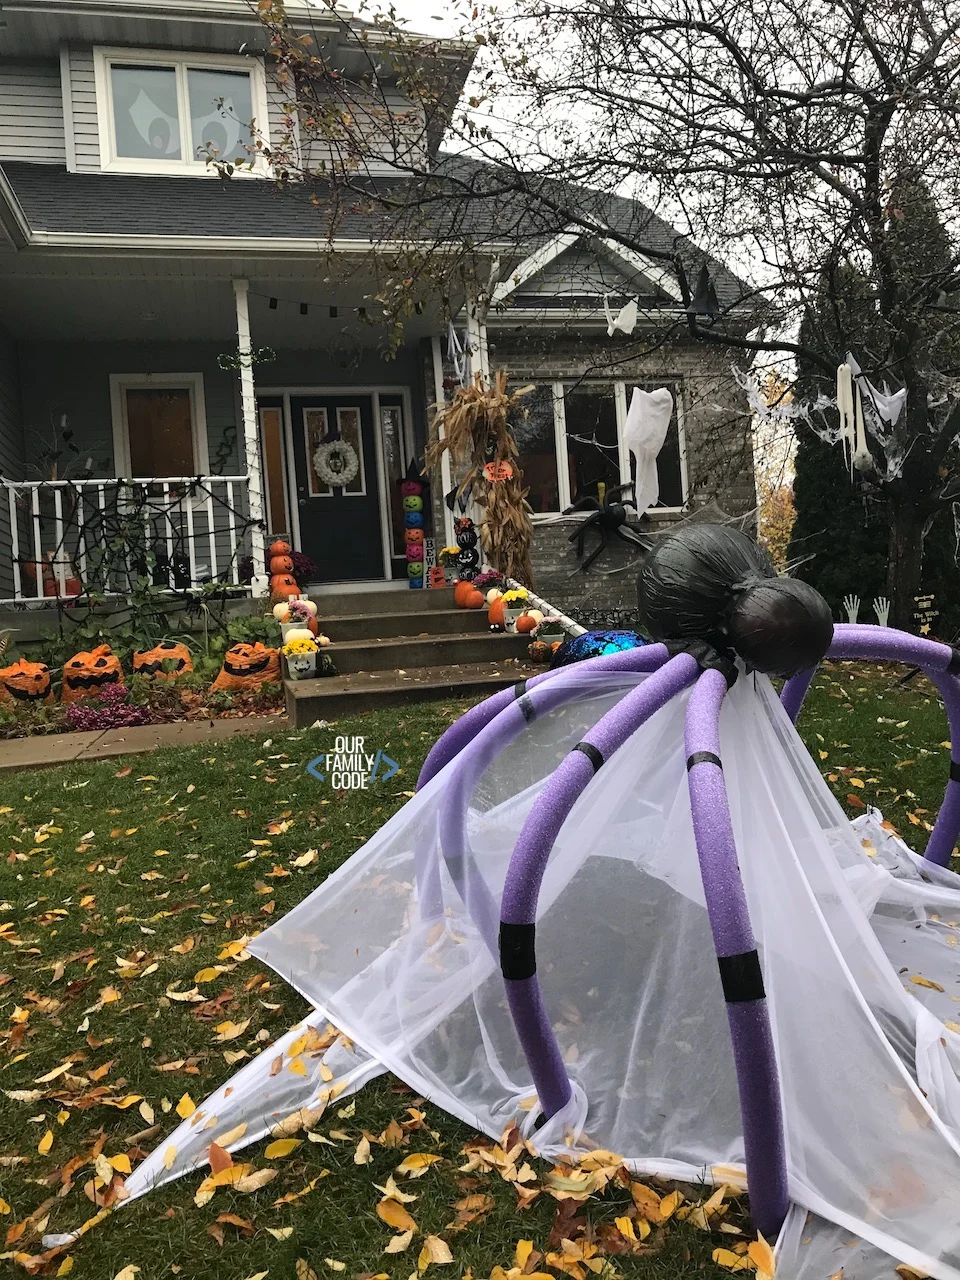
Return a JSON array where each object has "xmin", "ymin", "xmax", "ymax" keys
[{"xmin": 21, "ymin": 229, "xmax": 518, "ymax": 256}]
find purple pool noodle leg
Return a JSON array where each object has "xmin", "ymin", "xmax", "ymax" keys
[
  {"xmin": 827, "ymin": 626, "xmax": 960, "ymax": 865},
  {"xmin": 685, "ymin": 668, "xmax": 789, "ymax": 1239},
  {"xmin": 433, "ymin": 644, "xmax": 671, "ymax": 948},
  {"xmin": 780, "ymin": 667, "xmax": 816, "ymax": 722},
  {"xmin": 417, "ymin": 643, "xmax": 665, "ymax": 789},
  {"xmin": 498, "ymin": 652, "xmax": 700, "ymax": 1119}
]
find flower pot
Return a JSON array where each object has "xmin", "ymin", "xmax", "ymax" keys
[
  {"xmin": 503, "ymin": 605, "xmax": 526, "ymax": 633},
  {"xmin": 285, "ymin": 652, "xmax": 317, "ymax": 680}
]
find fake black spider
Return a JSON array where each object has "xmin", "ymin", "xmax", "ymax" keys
[{"xmin": 564, "ymin": 482, "xmax": 650, "ymax": 571}]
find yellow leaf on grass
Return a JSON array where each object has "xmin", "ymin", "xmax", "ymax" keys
[
  {"xmin": 235, "ymin": 1168, "xmax": 278, "ymax": 1193},
  {"xmin": 396, "ymin": 1153, "xmax": 442, "ymax": 1178},
  {"xmin": 296, "ymin": 1262, "xmax": 318, "ymax": 1280},
  {"xmin": 355, "ymin": 1136, "xmax": 373, "ymax": 1165},
  {"xmin": 630, "ymin": 1182, "xmax": 661, "ymax": 1221},
  {"xmin": 176, "ymin": 1094, "xmax": 196, "ymax": 1119},
  {"xmin": 110, "ymin": 1153, "xmax": 132, "ymax": 1175},
  {"xmin": 114, "ymin": 1268, "xmax": 140, "ymax": 1280},
  {"xmin": 515, "ymin": 1241, "xmax": 534, "ymax": 1270},
  {"xmin": 910, "ymin": 975, "xmax": 946, "ymax": 992},
  {"xmin": 0, "ymin": 1198, "xmax": 9, "ymax": 1215},
  {"xmin": 38, "ymin": 1130, "xmax": 53, "ymax": 1156},
  {"xmin": 713, "ymin": 1249, "xmax": 751, "ymax": 1273},
  {"xmin": 614, "ymin": 1216, "xmax": 636, "ymax": 1241},
  {"xmin": 265, "ymin": 1138, "xmax": 301, "ymax": 1159},
  {"xmin": 242, "ymin": 1274, "xmax": 269, "ymax": 1280},
  {"xmin": 56, "ymin": 1259, "xmax": 74, "ymax": 1276},
  {"xmin": 267, "ymin": 1226, "xmax": 293, "ymax": 1240},
  {"xmin": 849, "ymin": 777, "xmax": 865, "ymax": 789},
  {"xmin": 659, "ymin": 1190, "xmax": 682, "ymax": 1219},
  {"xmin": 194, "ymin": 967, "xmax": 222, "ymax": 983},
  {"xmin": 324, "ymin": 1261, "xmax": 346, "ymax": 1271},
  {"xmin": 139, "ymin": 1102, "xmax": 155, "ymax": 1125},
  {"xmin": 385, "ymin": 1230, "xmax": 415, "ymax": 1254},
  {"xmin": 748, "ymin": 1235, "xmax": 776, "ymax": 1277},
  {"xmin": 377, "ymin": 1198, "xmax": 418, "ymax": 1233},
  {"xmin": 418, "ymin": 1236, "xmax": 454, "ymax": 1270}
]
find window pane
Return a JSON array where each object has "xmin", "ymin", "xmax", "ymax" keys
[
  {"xmin": 111, "ymin": 65, "xmax": 181, "ymax": 159},
  {"xmin": 563, "ymin": 385, "xmax": 621, "ymax": 504},
  {"xmin": 336, "ymin": 407, "xmax": 365, "ymax": 494},
  {"xmin": 513, "ymin": 386, "xmax": 559, "ymax": 513},
  {"xmin": 126, "ymin": 388, "xmax": 195, "ymax": 477},
  {"xmin": 381, "ymin": 401, "xmax": 408, "ymax": 557},
  {"xmin": 188, "ymin": 69, "xmax": 253, "ymax": 164}
]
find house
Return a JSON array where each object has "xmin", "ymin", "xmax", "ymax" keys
[{"xmin": 0, "ymin": 0, "xmax": 755, "ymax": 623}]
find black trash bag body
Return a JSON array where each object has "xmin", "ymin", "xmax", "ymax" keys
[{"xmin": 637, "ymin": 525, "xmax": 833, "ymax": 678}]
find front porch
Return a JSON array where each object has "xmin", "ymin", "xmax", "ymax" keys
[{"xmin": 0, "ymin": 253, "xmax": 456, "ymax": 605}]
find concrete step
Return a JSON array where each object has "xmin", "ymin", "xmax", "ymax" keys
[
  {"xmin": 321, "ymin": 608, "xmax": 490, "ymax": 642},
  {"xmin": 325, "ymin": 630, "xmax": 528, "ymax": 675},
  {"xmin": 285, "ymin": 657, "xmax": 533, "ymax": 726},
  {"xmin": 314, "ymin": 586, "xmax": 459, "ymax": 618}
]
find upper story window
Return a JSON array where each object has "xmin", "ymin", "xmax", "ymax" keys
[{"xmin": 94, "ymin": 48, "xmax": 268, "ymax": 175}]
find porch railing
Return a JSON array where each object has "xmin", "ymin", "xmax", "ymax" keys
[{"xmin": 0, "ymin": 476, "xmax": 256, "ymax": 605}]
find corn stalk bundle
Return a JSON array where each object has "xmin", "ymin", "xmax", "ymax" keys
[{"xmin": 425, "ymin": 372, "xmax": 536, "ymax": 585}]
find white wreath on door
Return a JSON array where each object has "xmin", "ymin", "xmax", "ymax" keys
[{"xmin": 313, "ymin": 440, "xmax": 359, "ymax": 488}]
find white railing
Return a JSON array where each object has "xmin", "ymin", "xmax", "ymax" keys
[{"xmin": 0, "ymin": 476, "xmax": 256, "ymax": 604}]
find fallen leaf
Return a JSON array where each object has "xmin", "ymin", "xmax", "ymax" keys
[
  {"xmin": 208, "ymin": 1142, "xmax": 233, "ymax": 1175},
  {"xmin": 396, "ymin": 1153, "xmax": 442, "ymax": 1178},
  {"xmin": 748, "ymin": 1235, "xmax": 776, "ymax": 1277},
  {"xmin": 176, "ymin": 1094, "xmax": 196, "ymax": 1119},
  {"xmin": 910, "ymin": 975, "xmax": 945, "ymax": 992},
  {"xmin": 324, "ymin": 1261, "xmax": 346, "ymax": 1272},
  {"xmin": 713, "ymin": 1249, "xmax": 752, "ymax": 1273},
  {"xmin": 38, "ymin": 1130, "xmax": 54, "ymax": 1156},
  {"xmin": 296, "ymin": 1263, "xmax": 318, "ymax": 1280},
  {"xmin": 418, "ymin": 1236, "xmax": 454, "ymax": 1270},
  {"xmin": 385, "ymin": 1230, "xmax": 415, "ymax": 1254},
  {"xmin": 265, "ymin": 1138, "xmax": 301, "ymax": 1159},
  {"xmin": 235, "ymin": 1168, "xmax": 278, "ymax": 1193},
  {"xmin": 113, "ymin": 1269, "xmax": 140, "ymax": 1280},
  {"xmin": 163, "ymin": 1145, "xmax": 177, "ymax": 1170},
  {"xmin": 659, "ymin": 1189, "xmax": 682, "ymax": 1219},
  {"xmin": 377, "ymin": 1198, "xmax": 418, "ymax": 1232},
  {"xmin": 355, "ymin": 1136, "xmax": 373, "ymax": 1165},
  {"xmin": 267, "ymin": 1226, "xmax": 294, "ymax": 1240}
]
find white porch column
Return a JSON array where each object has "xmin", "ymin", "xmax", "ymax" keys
[
  {"xmin": 430, "ymin": 334, "xmax": 456, "ymax": 547},
  {"xmin": 465, "ymin": 292, "xmax": 491, "ymax": 381},
  {"xmin": 232, "ymin": 278, "xmax": 268, "ymax": 597}
]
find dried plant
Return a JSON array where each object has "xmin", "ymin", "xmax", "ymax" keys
[{"xmin": 426, "ymin": 373, "xmax": 536, "ymax": 586}]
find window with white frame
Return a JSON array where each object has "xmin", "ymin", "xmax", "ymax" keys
[
  {"xmin": 512, "ymin": 380, "xmax": 686, "ymax": 515},
  {"xmin": 110, "ymin": 374, "xmax": 209, "ymax": 479},
  {"xmin": 94, "ymin": 48, "xmax": 268, "ymax": 175}
]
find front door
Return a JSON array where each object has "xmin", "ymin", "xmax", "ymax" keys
[{"xmin": 289, "ymin": 395, "xmax": 384, "ymax": 582}]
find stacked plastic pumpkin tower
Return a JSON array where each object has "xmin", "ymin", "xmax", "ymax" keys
[{"xmin": 401, "ymin": 463, "xmax": 425, "ymax": 589}]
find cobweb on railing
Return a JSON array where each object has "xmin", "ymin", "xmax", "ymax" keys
[{"xmin": 7, "ymin": 476, "xmax": 263, "ymax": 620}]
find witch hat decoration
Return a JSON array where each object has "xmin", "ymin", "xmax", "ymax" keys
[{"xmin": 686, "ymin": 263, "xmax": 720, "ymax": 319}]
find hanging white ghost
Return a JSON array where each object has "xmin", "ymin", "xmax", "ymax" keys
[
  {"xmin": 622, "ymin": 386, "xmax": 674, "ymax": 516},
  {"xmin": 604, "ymin": 297, "xmax": 638, "ymax": 337}
]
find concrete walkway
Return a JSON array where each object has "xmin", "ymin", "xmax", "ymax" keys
[{"xmin": 0, "ymin": 713, "xmax": 288, "ymax": 772}]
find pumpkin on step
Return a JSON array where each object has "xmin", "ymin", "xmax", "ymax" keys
[
  {"xmin": 515, "ymin": 612, "xmax": 538, "ymax": 634},
  {"xmin": 527, "ymin": 640, "xmax": 552, "ymax": 664},
  {"xmin": 62, "ymin": 644, "xmax": 123, "ymax": 703},
  {"xmin": 464, "ymin": 588, "xmax": 485, "ymax": 608},
  {"xmin": 269, "ymin": 540, "xmax": 292, "ymax": 558},
  {"xmin": 133, "ymin": 640, "xmax": 193, "ymax": 681},
  {"xmin": 0, "ymin": 658, "xmax": 53, "ymax": 704},
  {"xmin": 454, "ymin": 580, "xmax": 476, "ymax": 607},
  {"xmin": 210, "ymin": 642, "xmax": 280, "ymax": 693},
  {"xmin": 270, "ymin": 574, "xmax": 300, "ymax": 604},
  {"xmin": 269, "ymin": 554, "xmax": 294, "ymax": 576},
  {"xmin": 488, "ymin": 596, "xmax": 506, "ymax": 630}
]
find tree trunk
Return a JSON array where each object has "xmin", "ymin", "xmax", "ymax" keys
[{"xmin": 885, "ymin": 505, "xmax": 927, "ymax": 631}]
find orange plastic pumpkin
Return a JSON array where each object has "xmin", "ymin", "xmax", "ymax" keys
[
  {"xmin": 269, "ymin": 554, "xmax": 294, "ymax": 576},
  {"xmin": 465, "ymin": 589, "xmax": 485, "ymax": 609},
  {"xmin": 269, "ymin": 540, "xmax": 292, "ymax": 557},
  {"xmin": 515, "ymin": 612, "xmax": 537, "ymax": 634},
  {"xmin": 488, "ymin": 596, "xmax": 506, "ymax": 629},
  {"xmin": 428, "ymin": 566, "xmax": 446, "ymax": 589},
  {"xmin": 133, "ymin": 640, "xmax": 193, "ymax": 681},
  {"xmin": 210, "ymin": 643, "xmax": 280, "ymax": 693},
  {"xmin": 62, "ymin": 644, "xmax": 123, "ymax": 704},
  {"xmin": 0, "ymin": 658, "xmax": 53, "ymax": 704},
  {"xmin": 270, "ymin": 573, "xmax": 301, "ymax": 603},
  {"xmin": 404, "ymin": 529, "xmax": 425, "ymax": 546}
]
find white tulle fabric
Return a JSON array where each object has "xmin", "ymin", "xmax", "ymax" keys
[{"xmin": 126, "ymin": 671, "xmax": 960, "ymax": 1280}]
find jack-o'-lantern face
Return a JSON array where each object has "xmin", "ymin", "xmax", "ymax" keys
[
  {"xmin": 133, "ymin": 641, "xmax": 193, "ymax": 681},
  {"xmin": 0, "ymin": 658, "xmax": 53, "ymax": 704},
  {"xmin": 270, "ymin": 574, "xmax": 300, "ymax": 603},
  {"xmin": 404, "ymin": 529, "xmax": 424, "ymax": 546},
  {"xmin": 62, "ymin": 644, "xmax": 123, "ymax": 703},
  {"xmin": 269, "ymin": 555, "xmax": 294, "ymax": 575},
  {"xmin": 269, "ymin": 540, "xmax": 292, "ymax": 557},
  {"xmin": 210, "ymin": 642, "xmax": 280, "ymax": 694},
  {"xmin": 482, "ymin": 460, "xmax": 514, "ymax": 483},
  {"xmin": 404, "ymin": 512, "xmax": 424, "ymax": 529},
  {"xmin": 401, "ymin": 479, "xmax": 422, "ymax": 496},
  {"xmin": 402, "ymin": 496, "xmax": 423, "ymax": 513}
]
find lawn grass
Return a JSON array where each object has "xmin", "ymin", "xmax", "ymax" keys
[{"xmin": 0, "ymin": 662, "xmax": 953, "ymax": 1280}]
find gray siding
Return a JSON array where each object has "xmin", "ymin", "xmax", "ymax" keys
[
  {"xmin": 0, "ymin": 61, "xmax": 67, "ymax": 164},
  {"xmin": 0, "ymin": 327, "xmax": 25, "ymax": 597},
  {"xmin": 65, "ymin": 46, "xmax": 100, "ymax": 172}
]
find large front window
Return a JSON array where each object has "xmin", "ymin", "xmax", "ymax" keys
[
  {"xmin": 110, "ymin": 374, "xmax": 209, "ymax": 479},
  {"xmin": 512, "ymin": 380, "xmax": 686, "ymax": 514},
  {"xmin": 95, "ymin": 49, "xmax": 266, "ymax": 174}
]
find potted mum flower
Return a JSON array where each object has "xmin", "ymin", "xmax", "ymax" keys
[
  {"xmin": 500, "ymin": 587, "xmax": 529, "ymax": 632},
  {"xmin": 282, "ymin": 633, "xmax": 319, "ymax": 680}
]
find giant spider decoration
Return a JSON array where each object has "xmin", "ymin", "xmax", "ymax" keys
[
  {"xmin": 564, "ymin": 482, "xmax": 649, "ymax": 570},
  {"xmin": 127, "ymin": 524, "xmax": 960, "ymax": 1279}
]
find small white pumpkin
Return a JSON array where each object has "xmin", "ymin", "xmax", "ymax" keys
[
  {"xmin": 317, "ymin": 633, "xmax": 331, "ymax": 647},
  {"xmin": 283, "ymin": 627, "xmax": 314, "ymax": 644},
  {"xmin": 485, "ymin": 588, "xmax": 503, "ymax": 605},
  {"xmin": 272, "ymin": 602, "xmax": 290, "ymax": 621},
  {"xmin": 526, "ymin": 609, "xmax": 545, "ymax": 625}
]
